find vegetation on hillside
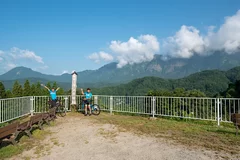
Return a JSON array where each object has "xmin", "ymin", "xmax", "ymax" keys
[
  {"xmin": 1, "ymin": 66, "xmax": 240, "ymax": 98},
  {"xmin": 92, "ymin": 69, "xmax": 240, "ymax": 97},
  {"xmin": 0, "ymin": 80, "xmax": 66, "ymax": 99}
]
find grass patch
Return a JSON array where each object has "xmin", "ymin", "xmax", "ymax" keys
[
  {"xmin": 0, "ymin": 145, "xmax": 25, "ymax": 159},
  {"xmin": 91, "ymin": 113, "xmax": 240, "ymax": 155},
  {"xmin": 51, "ymin": 138, "xmax": 60, "ymax": 146}
]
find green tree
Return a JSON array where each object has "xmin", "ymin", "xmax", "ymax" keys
[
  {"xmin": 220, "ymin": 80, "xmax": 240, "ymax": 98},
  {"xmin": 31, "ymin": 84, "xmax": 36, "ymax": 95},
  {"xmin": 173, "ymin": 88, "xmax": 186, "ymax": 97},
  {"xmin": 52, "ymin": 81, "xmax": 58, "ymax": 89},
  {"xmin": 57, "ymin": 88, "xmax": 65, "ymax": 95},
  {"xmin": 23, "ymin": 80, "xmax": 31, "ymax": 96},
  {"xmin": 5, "ymin": 90, "xmax": 13, "ymax": 98},
  {"xmin": 52, "ymin": 81, "xmax": 65, "ymax": 95},
  {"xmin": 186, "ymin": 89, "xmax": 206, "ymax": 97},
  {"xmin": 42, "ymin": 82, "xmax": 52, "ymax": 95},
  {"xmin": 12, "ymin": 81, "xmax": 23, "ymax": 97},
  {"xmin": 0, "ymin": 81, "xmax": 6, "ymax": 99},
  {"xmin": 35, "ymin": 82, "xmax": 43, "ymax": 96}
]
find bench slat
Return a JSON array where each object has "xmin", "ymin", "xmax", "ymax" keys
[{"xmin": 0, "ymin": 122, "xmax": 19, "ymax": 139}]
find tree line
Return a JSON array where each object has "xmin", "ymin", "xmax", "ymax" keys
[
  {"xmin": 1, "ymin": 78, "xmax": 240, "ymax": 99},
  {"xmin": 0, "ymin": 80, "xmax": 66, "ymax": 99}
]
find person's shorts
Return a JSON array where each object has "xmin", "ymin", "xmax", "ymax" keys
[
  {"xmin": 83, "ymin": 99, "xmax": 90, "ymax": 105},
  {"xmin": 50, "ymin": 99, "xmax": 57, "ymax": 108}
]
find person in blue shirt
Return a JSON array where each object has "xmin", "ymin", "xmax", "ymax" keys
[
  {"xmin": 81, "ymin": 88, "xmax": 92, "ymax": 116},
  {"xmin": 41, "ymin": 84, "xmax": 60, "ymax": 108}
]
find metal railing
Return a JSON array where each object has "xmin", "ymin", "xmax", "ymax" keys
[
  {"xmin": 33, "ymin": 95, "xmax": 71, "ymax": 113},
  {"xmin": 0, "ymin": 96, "xmax": 32, "ymax": 123},
  {"xmin": 1, "ymin": 95, "xmax": 240, "ymax": 125},
  {"xmin": 89, "ymin": 96, "xmax": 240, "ymax": 125}
]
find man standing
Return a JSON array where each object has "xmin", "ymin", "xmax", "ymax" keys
[
  {"xmin": 81, "ymin": 88, "xmax": 92, "ymax": 116},
  {"xmin": 41, "ymin": 84, "xmax": 60, "ymax": 108}
]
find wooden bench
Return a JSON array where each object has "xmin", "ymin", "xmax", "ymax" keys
[
  {"xmin": 231, "ymin": 113, "xmax": 240, "ymax": 135},
  {"xmin": 49, "ymin": 107, "xmax": 57, "ymax": 121},
  {"xmin": 17, "ymin": 120, "xmax": 32, "ymax": 138},
  {"xmin": 49, "ymin": 107, "xmax": 57, "ymax": 120},
  {"xmin": 39, "ymin": 107, "xmax": 57, "ymax": 125},
  {"xmin": 29, "ymin": 114, "xmax": 44, "ymax": 132},
  {"xmin": 0, "ymin": 122, "xmax": 20, "ymax": 145}
]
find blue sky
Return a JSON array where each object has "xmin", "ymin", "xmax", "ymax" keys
[{"xmin": 0, "ymin": 0, "xmax": 240, "ymax": 75}]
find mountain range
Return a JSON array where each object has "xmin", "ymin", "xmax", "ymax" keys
[
  {"xmin": 1, "ymin": 52, "xmax": 240, "ymax": 90},
  {"xmin": 92, "ymin": 66, "xmax": 240, "ymax": 96}
]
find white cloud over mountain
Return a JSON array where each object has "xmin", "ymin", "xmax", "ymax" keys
[
  {"xmin": 88, "ymin": 51, "xmax": 113, "ymax": 63},
  {"xmin": 109, "ymin": 34, "xmax": 160, "ymax": 68},
  {"xmin": 0, "ymin": 47, "xmax": 46, "ymax": 74},
  {"xmin": 90, "ymin": 10, "xmax": 240, "ymax": 67},
  {"xmin": 163, "ymin": 10, "xmax": 240, "ymax": 58}
]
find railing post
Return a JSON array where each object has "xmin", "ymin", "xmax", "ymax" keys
[
  {"xmin": 94, "ymin": 96, "xmax": 98, "ymax": 105},
  {"xmin": 152, "ymin": 96, "xmax": 156, "ymax": 118},
  {"xmin": 30, "ymin": 96, "xmax": 34, "ymax": 116},
  {"xmin": 64, "ymin": 97, "xmax": 68, "ymax": 111},
  {"xmin": 110, "ymin": 96, "xmax": 113, "ymax": 115},
  {"xmin": 217, "ymin": 98, "xmax": 220, "ymax": 126}
]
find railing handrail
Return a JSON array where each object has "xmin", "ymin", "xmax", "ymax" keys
[
  {"xmin": 1, "ymin": 95, "xmax": 240, "ymax": 125},
  {"xmin": 1, "ymin": 95, "xmax": 236, "ymax": 100}
]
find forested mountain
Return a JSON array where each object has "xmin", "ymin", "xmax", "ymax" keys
[
  {"xmin": 1, "ymin": 66, "xmax": 240, "ymax": 98},
  {"xmin": 92, "ymin": 67, "xmax": 240, "ymax": 97},
  {"xmin": 1, "ymin": 52, "xmax": 240, "ymax": 84}
]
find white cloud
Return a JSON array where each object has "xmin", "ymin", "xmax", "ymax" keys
[
  {"xmin": 162, "ymin": 25, "xmax": 205, "ymax": 58},
  {"xmin": 40, "ymin": 65, "xmax": 49, "ymax": 69},
  {"xmin": 0, "ymin": 50, "xmax": 4, "ymax": 56},
  {"xmin": 88, "ymin": 51, "xmax": 113, "ymax": 63},
  {"xmin": 10, "ymin": 47, "xmax": 44, "ymax": 63},
  {"xmin": 109, "ymin": 34, "xmax": 160, "ymax": 68},
  {"xmin": 87, "ymin": 10, "xmax": 240, "ymax": 67},
  {"xmin": 205, "ymin": 10, "xmax": 240, "ymax": 54},
  {"xmin": 5, "ymin": 63, "xmax": 16, "ymax": 70},
  {"xmin": 62, "ymin": 70, "xmax": 69, "ymax": 74},
  {"xmin": 0, "ymin": 47, "xmax": 46, "ymax": 74},
  {"xmin": 99, "ymin": 52, "xmax": 114, "ymax": 61},
  {"xmin": 162, "ymin": 10, "xmax": 240, "ymax": 58}
]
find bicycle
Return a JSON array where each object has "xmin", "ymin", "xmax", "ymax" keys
[
  {"xmin": 77, "ymin": 98, "xmax": 101, "ymax": 115},
  {"xmin": 48, "ymin": 99, "xmax": 67, "ymax": 117}
]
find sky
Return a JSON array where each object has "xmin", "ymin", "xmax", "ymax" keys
[{"xmin": 0, "ymin": 0, "xmax": 240, "ymax": 75}]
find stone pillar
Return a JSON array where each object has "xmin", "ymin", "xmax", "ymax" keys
[{"xmin": 71, "ymin": 71, "xmax": 78, "ymax": 106}]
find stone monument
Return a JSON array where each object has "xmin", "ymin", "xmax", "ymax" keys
[{"xmin": 71, "ymin": 71, "xmax": 78, "ymax": 105}]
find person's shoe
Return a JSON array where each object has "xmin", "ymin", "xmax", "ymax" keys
[
  {"xmin": 84, "ymin": 114, "xmax": 87, "ymax": 116},
  {"xmin": 89, "ymin": 114, "xmax": 92, "ymax": 116}
]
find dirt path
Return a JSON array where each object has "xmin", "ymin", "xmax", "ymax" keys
[{"xmin": 10, "ymin": 115, "xmax": 229, "ymax": 160}]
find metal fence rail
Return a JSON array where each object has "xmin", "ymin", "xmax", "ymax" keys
[
  {"xmin": 0, "ymin": 96, "xmax": 31, "ymax": 123},
  {"xmin": 154, "ymin": 97, "xmax": 217, "ymax": 121},
  {"xmin": 220, "ymin": 98, "xmax": 240, "ymax": 122},
  {"xmin": 92, "ymin": 96, "xmax": 240, "ymax": 125},
  {"xmin": 33, "ymin": 95, "xmax": 71, "ymax": 113},
  {"xmin": 1, "ymin": 95, "xmax": 240, "ymax": 125}
]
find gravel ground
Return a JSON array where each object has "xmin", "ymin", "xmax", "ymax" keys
[{"xmin": 9, "ymin": 115, "xmax": 236, "ymax": 160}]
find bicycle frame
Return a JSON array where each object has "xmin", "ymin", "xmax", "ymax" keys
[{"xmin": 81, "ymin": 103, "xmax": 95, "ymax": 111}]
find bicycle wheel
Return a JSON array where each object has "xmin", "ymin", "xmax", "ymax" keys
[
  {"xmin": 77, "ymin": 103, "xmax": 85, "ymax": 114},
  {"xmin": 92, "ymin": 104, "xmax": 101, "ymax": 115},
  {"xmin": 58, "ymin": 105, "xmax": 66, "ymax": 117}
]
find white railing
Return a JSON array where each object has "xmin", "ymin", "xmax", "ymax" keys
[
  {"xmin": 33, "ymin": 95, "xmax": 71, "ymax": 113},
  {"xmin": 88, "ymin": 96, "xmax": 240, "ymax": 125},
  {"xmin": 0, "ymin": 96, "xmax": 32, "ymax": 123},
  {"xmin": 1, "ymin": 95, "xmax": 240, "ymax": 125}
]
